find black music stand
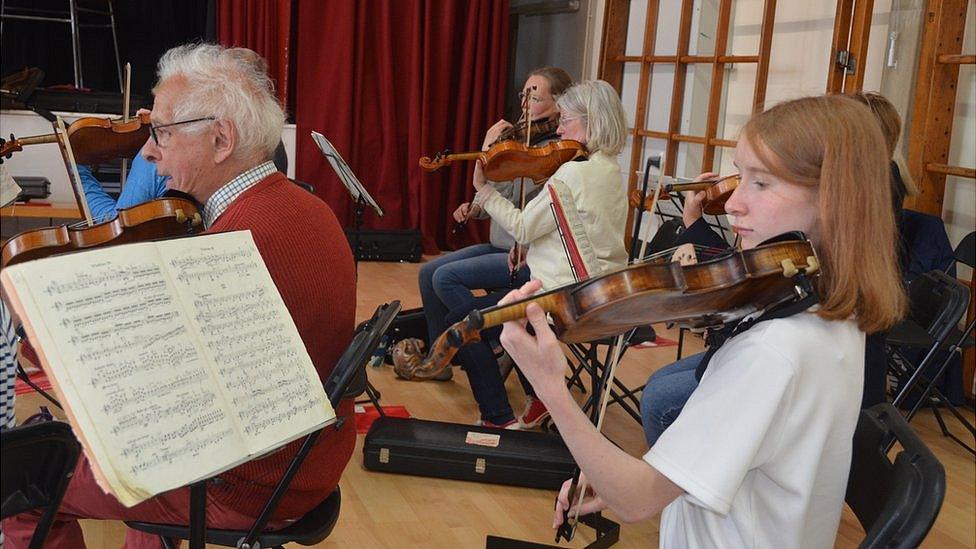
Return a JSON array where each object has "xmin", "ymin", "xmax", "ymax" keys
[
  {"xmin": 310, "ymin": 131, "xmax": 384, "ymax": 271},
  {"xmin": 310, "ymin": 131, "xmax": 386, "ymax": 411}
]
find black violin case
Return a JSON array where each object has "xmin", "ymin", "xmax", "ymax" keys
[{"xmin": 363, "ymin": 416, "xmax": 576, "ymax": 489}]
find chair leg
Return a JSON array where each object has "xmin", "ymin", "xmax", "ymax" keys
[
  {"xmin": 355, "ymin": 377, "xmax": 384, "ymax": 417},
  {"xmin": 901, "ymin": 347, "xmax": 976, "ymax": 455}
]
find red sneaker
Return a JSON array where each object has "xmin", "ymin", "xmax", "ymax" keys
[
  {"xmin": 518, "ymin": 396, "xmax": 550, "ymax": 428},
  {"xmin": 477, "ymin": 418, "xmax": 521, "ymax": 430}
]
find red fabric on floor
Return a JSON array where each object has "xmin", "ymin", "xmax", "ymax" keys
[{"xmin": 355, "ymin": 404, "xmax": 411, "ymax": 434}]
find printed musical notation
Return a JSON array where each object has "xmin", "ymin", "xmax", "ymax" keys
[
  {"xmin": 0, "ymin": 231, "xmax": 334, "ymax": 505},
  {"xmin": 8, "ymin": 248, "xmax": 244, "ymax": 486},
  {"xmin": 161, "ymin": 237, "xmax": 330, "ymax": 444}
]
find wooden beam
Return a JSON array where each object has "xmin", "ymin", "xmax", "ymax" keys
[
  {"xmin": 844, "ymin": 0, "xmax": 874, "ymax": 92},
  {"xmin": 753, "ymin": 0, "xmax": 777, "ymax": 113},
  {"xmin": 598, "ymin": 0, "xmax": 631, "ymax": 93},
  {"xmin": 937, "ymin": 54, "xmax": 976, "ymax": 64},
  {"xmin": 827, "ymin": 0, "xmax": 855, "ymax": 92},
  {"xmin": 664, "ymin": 0, "xmax": 696, "ymax": 176},
  {"xmin": 701, "ymin": 0, "xmax": 733, "ymax": 172},
  {"xmin": 624, "ymin": 0, "xmax": 661, "ymax": 250},
  {"xmin": 925, "ymin": 163, "xmax": 976, "ymax": 179},
  {"xmin": 905, "ymin": 0, "xmax": 970, "ymax": 215}
]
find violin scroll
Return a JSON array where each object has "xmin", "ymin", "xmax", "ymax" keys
[
  {"xmin": 418, "ymin": 150, "xmax": 455, "ymax": 172},
  {"xmin": 0, "ymin": 135, "xmax": 22, "ymax": 163}
]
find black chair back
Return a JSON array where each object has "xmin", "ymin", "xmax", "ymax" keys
[
  {"xmin": 954, "ymin": 231, "xmax": 975, "ymax": 269},
  {"xmin": 846, "ymin": 404, "xmax": 945, "ymax": 549},
  {"xmin": 1, "ymin": 421, "xmax": 81, "ymax": 549},
  {"xmin": 905, "ymin": 271, "xmax": 970, "ymax": 343}
]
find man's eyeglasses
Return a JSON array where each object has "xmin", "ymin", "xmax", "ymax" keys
[{"xmin": 149, "ymin": 116, "xmax": 216, "ymax": 147}]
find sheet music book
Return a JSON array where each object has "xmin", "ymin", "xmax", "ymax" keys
[
  {"xmin": 0, "ymin": 165, "xmax": 22, "ymax": 208},
  {"xmin": 0, "ymin": 231, "xmax": 336, "ymax": 507},
  {"xmin": 310, "ymin": 131, "xmax": 384, "ymax": 217}
]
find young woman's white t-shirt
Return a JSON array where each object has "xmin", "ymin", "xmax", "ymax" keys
[{"xmin": 644, "ymin": 312, "xmax": 864, "ymax": 549}]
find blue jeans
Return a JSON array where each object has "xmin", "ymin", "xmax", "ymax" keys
[
  {"xmin": 418, "ymin": 244, "xmax": 531, "ymax": 423},
  {"xmin": 418, "ymin": 244, "xmax": 529, "ymax": 343},
  {"xmin": 640, "ymin": 352, "xmax": 704, "ymax": 446}
]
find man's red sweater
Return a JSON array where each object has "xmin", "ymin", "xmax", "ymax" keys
[{"xmin": 206, "ymin": 171, "xmax": 357, "ymax": 519}]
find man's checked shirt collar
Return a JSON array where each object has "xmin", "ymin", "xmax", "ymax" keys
[{"xmin": 203, "ymin": 161, "xmax": 276, "ymax": 228}]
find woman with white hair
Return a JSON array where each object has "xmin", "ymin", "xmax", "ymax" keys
[
  {"xmin": 454, "ymin": 80, "xmax": 630, "ymax": 429},
  {"xmin": 473, "ymin": 79, "xmax": 629, "ymax": 290}
]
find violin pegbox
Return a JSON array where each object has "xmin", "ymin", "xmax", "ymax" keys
[
  {"xmin": 780, "ymin": 254, "xmax": 820, "ymax": 278},
  {"xmin": 0, "ymin": 134, "xmax": 23, "ymax": 163}
]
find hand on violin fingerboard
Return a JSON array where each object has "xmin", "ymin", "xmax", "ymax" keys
[
  {"xmin": 482, "ymin": 119, "xmax": 514, "ymax": 151},
  {"xmin": 682, "ymin": 172, "xmax": 718, "ymax": 228}
]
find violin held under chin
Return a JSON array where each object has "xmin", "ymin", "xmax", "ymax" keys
[
  {"xmin": 393, "ymin": 233, "xmax": 820, "ymax": 380},
  {"xmin": 419, "ymin": 139, "xmax": 586, "ymax": 183},
  {"xmin": 0, "ymin": 112, "xmax": 151, "ymax": 165},
  {"xmin": 630, "ymin": 173, "xmax": 740, "ymax": 216}
]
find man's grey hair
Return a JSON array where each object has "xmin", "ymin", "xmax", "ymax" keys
[
  {"xmin": 556, "ymin": 80, "xmax": 627, "ymax": 156},
  {"xmin": 155, "ymin": 43, "xmax": 285, "ymax": 160}
]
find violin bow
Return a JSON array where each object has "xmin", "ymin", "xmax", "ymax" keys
[
  {"xmin": 555, "ymin": 153, "xmax": 666, "ymax": 543},
  {"xmin": 510, "ymin": 86, "xmax": 535, "ymax": 285},
  {"xmin": 120, "ymin": 62, "xmax": 131, "ymax": 190},
  {"xmin": 55, "ymin": 116, "xmax": 94, "ymax": 226}
]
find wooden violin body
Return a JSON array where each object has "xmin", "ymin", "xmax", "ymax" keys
[
  {"xmin": 394, "ymin": 236, "xmax": 819, "ymax": 380},
  {"xmin": 630, "ymin": 174, "xmax": 740, "ymax": 215},
  {"xmin": 419, "ymin": 139, "xmax": 586, "ymax": 183},
  {"xmin": 0, "ymin": 112, "xmax": 151, "ymax": 165},
  {"xmin": 1, "ymin": 197, "xmax": 202, "ymax": 268}
]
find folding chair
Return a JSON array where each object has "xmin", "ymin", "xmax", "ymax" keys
[
  {"xmin": 887, "ymin": 271, "xmax": 975, "ymax": 455},
  {"xmin": 846, "ymin": 403, "xmax": 945, "ymax": 548},
  {"xmin": 126, "ymin": 301, "xmax": 401, "ymax": 548},
  {"xmin": 1, "ymin": 421, "xmax": 81, "ymax": 549},
  {"xmin": 561, "ymin": 328, "xmax": 657, "ymax": 425}
]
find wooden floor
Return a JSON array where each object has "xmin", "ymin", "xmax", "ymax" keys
[{"xmin": 15, "ymin": 258, "xmax": 976, "ymax": 548}]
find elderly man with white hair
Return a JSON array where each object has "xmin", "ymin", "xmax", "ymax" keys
[{"xmin": 2, "ymin": 43, "xmax": 358, "ymax": 549}]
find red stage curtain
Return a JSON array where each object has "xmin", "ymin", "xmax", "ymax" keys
[
  {"xmin": 294, "ymin": 0, "xmax": 510, "ymax": 253},
  {"xmin": 216, "ymin": 0, "xmax": 292, "ymax": 111}
]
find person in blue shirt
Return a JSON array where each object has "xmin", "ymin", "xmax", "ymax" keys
[
  {"xmin": 77, "ymin": 139, "xmax": 288, "ymax": 222},
  {"xmin": 77, "ymin": 149, "xmax": 169, "ymax": 222}
]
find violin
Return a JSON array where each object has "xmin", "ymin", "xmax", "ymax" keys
[
  {"xmin": 0, "ymin": 112, "xmax": 151, "ymax": 165},
  {"xmin": 629, "ymin": 174, "xmax": 740, "ymax": 215},
  {"xmin": 394, "ymin": 234, "xmax": 820, "ymax": 380},
  {"xmin": 1, "ymin": 197, "xmax": 202, "ymax": 268},
  {"xmin": 492, "ymin": 116, "xmax": 560, "ymax": 146},
  {"xmin": 420, "ymin": 139, "xmax": 586, "ymax": 183}
]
